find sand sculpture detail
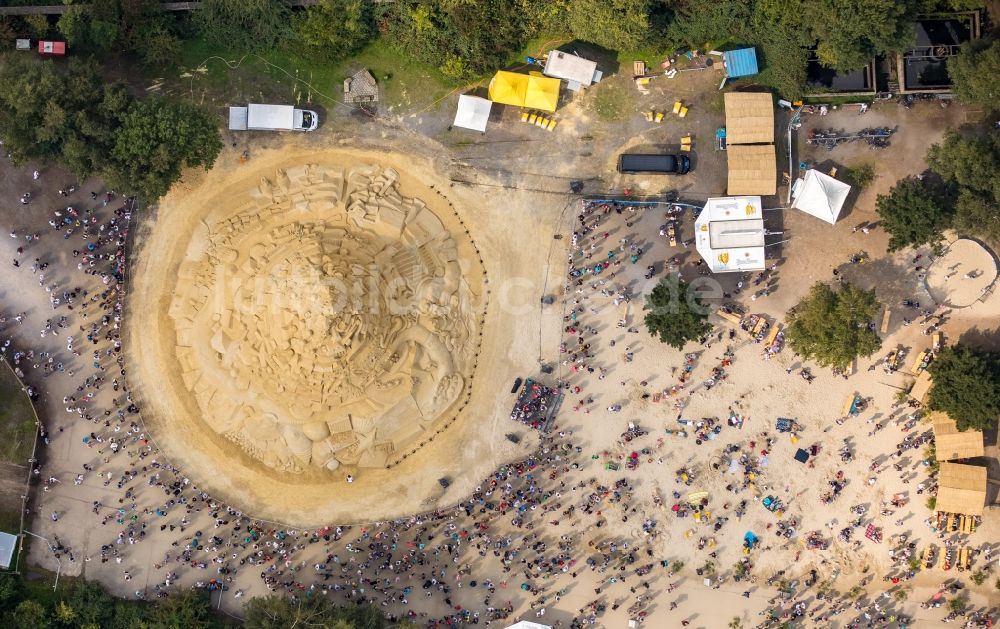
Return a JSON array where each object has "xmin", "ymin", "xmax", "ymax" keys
[{"xmin": 167, "ymin": 164, "xmax": 482, "ymax": 474}]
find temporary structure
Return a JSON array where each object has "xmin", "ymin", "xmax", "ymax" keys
[
  {"xmin": 694, "ymin": 196, "xmax": 767, "ymax": 273},
  {"xmin": 930, "ymin": 412, "xmax": 984, "ymax": 461},
  {"xmin": 453, "ymin": 95, "xmax": 493, "ymax": 132},
  {"xmin": 525, "ymin": 75, "xmax": 560, "ymax": 111},
  {"xmin": 724, "ymin": 92, "xmax": 774, "ymax": 144},
  {"xmin": 505, "ymin": 622, "xmax": 552, "ymax": 629},
  {"xmin": 723, "ymin": 48, "xmax": 759, "ymax": 79},
  {"xmin": 0, "ymin": 532, "xmax": 15, "ymax": 569},
  {"xmin": 727, "ymin": 145, "xmax": 777, "ymax": 195},
  {"xmin": 543, "ymin": 50, "xmax": 601, "ymax": 90},
  {"xmin": 488, "ymin": 71, "xmax": 560, "ymax": 112},
  {"xmin": 792, "ymin": 169, "xmax": 851, "ymax": 224},
  {"xmin": 936, "ymin": 462, "xmax": 987, "ymax": 516}
]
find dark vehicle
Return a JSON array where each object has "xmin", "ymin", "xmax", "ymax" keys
[{"xmin": 617, "ymin": 153, "xmax": 690, "ymax": 175}]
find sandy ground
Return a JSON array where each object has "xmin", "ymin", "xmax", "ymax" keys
[
  {"xmin": 925, "ymin": 239, "xmax": 998, "ymax": 308},
  {"xmin": 0, "ymin": 96, "xmax": 997, "ymax": 629},
  {"xmin": 125, "ymin": 141, "xmax": 544, "ymax": 526}
]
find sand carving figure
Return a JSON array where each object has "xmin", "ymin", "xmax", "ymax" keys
[{"xmin": 167, "ymin": 164, "xmax": 483, "ymax": 474}]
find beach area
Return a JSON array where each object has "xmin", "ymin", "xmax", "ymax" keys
[{"xmin": 0, "ymin": 125, "xmax": 997, "ymax": 629}]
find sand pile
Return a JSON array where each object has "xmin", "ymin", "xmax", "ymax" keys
[{"xmin": 127, "ymin": 147, "xmax": 493, "ymax": 525}]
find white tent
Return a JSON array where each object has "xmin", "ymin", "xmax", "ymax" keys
[
  {"xmin": 792, "ymin": 169, "xmax": 851, "ymax": 224},
  {"xmin": 694, "ymin": 196, "xmax": 767, "ymax": 273},
  {"xmin": 453, "ymin": 95, "xmax": 492, "ymax": 132},
  {"xmin": 0, "ymin": 532, "xmax": 16, "ymax": 569},
  {"xmin": 505, "ymin": 622, "xmax": 551, "ymax": 629}
]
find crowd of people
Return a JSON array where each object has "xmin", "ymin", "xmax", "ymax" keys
[{"xmin": 0, "ymin": 173, "xmax": 995, "ymax": 629}]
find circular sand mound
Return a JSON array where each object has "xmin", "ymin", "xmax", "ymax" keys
[
  {"xmin": 128, "ymin": 148, "xmax": 489, "ymax": 525},
  {"xmin": 925, "ymin": 238, "xmax": 997, "ymax": 308}
]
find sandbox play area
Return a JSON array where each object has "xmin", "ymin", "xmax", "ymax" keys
[{"xmin": 126, "ymin": 144, "xmax": 550, "ymax": 526}]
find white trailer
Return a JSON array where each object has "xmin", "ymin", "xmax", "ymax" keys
[{"xmin": 228, "ymin": 104, "xmax": 319, "ymax": 132}]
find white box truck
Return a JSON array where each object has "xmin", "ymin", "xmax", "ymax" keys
[{"xmin": 229, "ymin": 104, "xmax": 319, "ymax": 132}]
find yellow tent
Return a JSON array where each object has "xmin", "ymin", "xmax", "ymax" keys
[
  {"xmin": 488, "ymin": 71, "xmax": 527, "ymax": 107},
  {"xmin": 525, "ymin": 75, "xmax": 560, "ymax": 111},
  {"xmin": 488, "ymin": 71, "xmax": 560, "ymax": 112}
]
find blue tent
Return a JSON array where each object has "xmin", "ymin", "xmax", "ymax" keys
[{"xmin": 723, "ymin": 48, "xmax": 759, "ymax": 78}]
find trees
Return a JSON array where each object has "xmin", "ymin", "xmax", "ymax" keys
[
  {"xmin": 666, "ymin": 0, "xmax": 811, "ymax": 98},
  {"xmin": 194, "ymin": 0, "xmax": 291, "ymax": 52},
  {"xmin": 297, "ymin": 0, "xmax": 375, "ymax": 60},
  {"xmin": 948, "ymin": 38, "xmax": 1000, "ymax": 109},
  {"xmin": 568, "ymin": 0, "xmax": 652, "ymax": 51},
  {"xmin": 642, "ymin": 276, "xmax": 710, "ymax": 350},
  {"xmin": 805, "ymin": 0, "xmax": 919, "ymax": 72},
  {"xmin": 243, "ymin": 596, "xmax": 384, "ymax": 629},
  {"xmin": 56, "ymin": 0, "xmax": 181, "ymax": 65},
  {"xmin": 0, "ymin": 54, "xmax": 218, "ymax": 201},
  {"xmin": 786, "ymin": 282, "xmax": 881, "ymax": 369},
  {"xmin": 927, "ymin": 132, "xmax": 1000, "ymax": 245},
  {"xmin": 928, "ymin": 344, "xmax": 1000, "ymax": 432},
  {"xmin": 106, "ymin": 98, "xmax": 223, "ymax": 200},
  {"xmin": 875, "ymin": 177, "xmax": 955, "ymax": 252}
]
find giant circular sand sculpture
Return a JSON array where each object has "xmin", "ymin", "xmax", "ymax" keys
[{"xmin": 127, "ymin": 148, "xmax": 491, "ymax": 525}]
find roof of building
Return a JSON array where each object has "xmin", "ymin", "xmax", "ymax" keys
[
  {"xmin": 723, "ymin": 48, "xmax": 759, "ymax": 78},
  {"xmin": 543, "ymin": 50, "xmax": 599, "ymax": 87},
  {"xmin": 930, "ymin": 412, "xmax": 985, "ymax": 461},
  {"xmin": 936, "ymin": 462, "xmax": 987, "ymax": 516},
  {"xmin": 694, "ymin": 196, "xmax": 767, "ymax": 273},
  {"xmin": 724, "ymin": 92, "xmax": 774, "ymax": 144},
  {"xmin": 344, "ymin": 69, "xmax": 378, "ymax": 104},
  {"xmin": 727, "ymin": 144, "xmax": 776, "ymax": 195}
]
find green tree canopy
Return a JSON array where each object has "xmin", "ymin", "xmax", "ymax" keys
[
  {"xmin": 786, "ymin": 282, "xmax": 881, "ymax": 369},
  {"xmin": 296, "ymin": 0, "xmax": 375, "ymax": 60},
  {"xmin": 57, "ymin": 0, "xmax": 181, "ymax": 65},
  {"xmin": 928, "ymin": 344, "xmax": 1000, "ymax": 431},
  {"xmin": 568, "ymin": 0, "xmax": 652, "ymax": 51},
  {"xmin": 804, "ymin": 0, "xmax": 919, "ymax": 72},
  {"xmin": 875, "ymin": 176, "xmax": 955, "ymax": 252},
  {"xmin": 666, "ymin": 0, "xmax": 811, "ymax": 98},
  {"xmin": 948, "ymin": 38, "xmax": 1000, "ymax": 109},
  {"xmin": 927, "ymin": 131, "xmax": 1000, "ymax": 244},
  {"xmin": 642, "ymin": 276, "xmax": 710, "ymax": 350},
  {"xmin": 106, "ymin": 98, "xmax": 223, "ymax": 200},
  {"xmin": 244, "ymin": 595, "xmax": 383, "ymax": 629},
  {"xmin": 194, "ymin": 0, "xmax": 291, "ymax": 52}
]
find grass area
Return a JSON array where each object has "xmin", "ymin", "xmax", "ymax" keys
[
  {"xmin": 801, "ymin": 94, "xmax": 873, "ymax": 106},
  {"xmin": 591, "ymin": 81, "xmax": 631, "ymax": 122},
  {"xmin": 168, "ymin": 37, "xmax": 455, "ymax": 114},
  {"xmin": 0, "ymin": 362, "xmax": 36, "ymax": 465}
]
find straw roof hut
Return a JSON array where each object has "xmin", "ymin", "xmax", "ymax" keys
[
  {"xmin": 727, "ymin": 144, "xmax": 776, "ymax": 195},
  {"xmin": 936, "ymin": 462, "xmax": 987, "ymax": 516}
]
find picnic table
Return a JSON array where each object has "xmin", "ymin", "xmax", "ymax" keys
[
  {"xmin": 717, "ymin": 309, "xmax": 742, "ymax": 326},
  {"xmin": 764, "ymin": 323, "xmax": 781, "ymax": 346},
  {"xmin": 910, "ymin": 349, "xmax": 931, "ymax": 375}
]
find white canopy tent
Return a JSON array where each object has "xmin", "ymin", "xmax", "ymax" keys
[
  {"xmin": 0, "ymin": 532, "xmax": 16, "ymax": 569},
  {"xmin": 453, "ymin": 95, "xmax": 493, "ymax": 132},
  {"xmin": 505, "ymin": 622, "xmax": 552, "ymax": 629},
  {"xmin": 792, "ymin": 169, "xmax": 851, "ymax": 224},
  {"xmin": 694, "ymin": 196, "xmax": 767, "ymax": 273}
]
